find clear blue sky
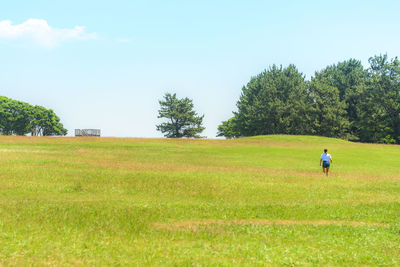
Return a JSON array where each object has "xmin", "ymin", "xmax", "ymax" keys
[{"xmin": 1, "ymin": 0, "xmax": 399, "ymax": 137}]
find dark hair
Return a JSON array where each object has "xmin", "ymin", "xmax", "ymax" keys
[{"xmin": 324, "ymin": 148, "xmax": 328, "ymax": 153}]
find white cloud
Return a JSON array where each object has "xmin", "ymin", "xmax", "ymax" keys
[{"xmin": 0, "ymin": 19, "xmax": 97, "ymax": 47}]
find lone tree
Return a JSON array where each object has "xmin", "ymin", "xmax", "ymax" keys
[{"xmin": 156, "ymin": 93, "xmax": 205, "ymax": 138}]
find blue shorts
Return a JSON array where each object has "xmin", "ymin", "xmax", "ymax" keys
[{"xmin": 322, "ymin": 161, "xmax": 330, "ymax": 168}]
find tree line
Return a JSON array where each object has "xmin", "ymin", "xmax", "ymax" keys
[
  {"xmin": 217, "ymin": 54, "xmax": 400, "ymax": 144},
  {"xmin": 157, "ymin": 54, "xmax": 400, "ymax": 144},
  {"xmin": 0, "ymin": 96, "xmax": 67, "ymax": 136}
]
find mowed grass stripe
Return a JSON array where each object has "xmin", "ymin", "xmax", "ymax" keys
[{"xmin": 153, "ymin": 219, "xmax": 387, "ymax": 229}]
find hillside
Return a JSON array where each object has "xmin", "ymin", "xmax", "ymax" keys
[{"xmin": 0, "ymin": 135, "xmax": 399, "ymax": 265}]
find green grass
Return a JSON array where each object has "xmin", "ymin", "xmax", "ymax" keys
[{"xmin": 0, "ymin": 135, "xmax": 399, "ymax": 266}]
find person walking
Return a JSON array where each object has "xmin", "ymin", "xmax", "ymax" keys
[{"xmin": 320, "ymin": 148, "xmax": 332, "ymax": 176}]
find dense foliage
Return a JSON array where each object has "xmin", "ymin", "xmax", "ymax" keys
[
  {"xmin": 0, "ymin": 96, "xmax": 67, "ymax": 136},
  {"xmin": 157, "ymin": 93, "xmax": 205, "ymax": 138},
  {"xmin": 218, "ymin": 55, "xmax": 400, "ymax": 144}
]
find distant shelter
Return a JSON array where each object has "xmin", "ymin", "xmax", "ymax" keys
[{"xmin": 75, "ymin": 129, "xmax": 101, "ymax": 137}]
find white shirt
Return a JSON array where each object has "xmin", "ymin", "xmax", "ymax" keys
[{"xmin": 320, "ymin": 153, "xmax": 332, "ymax": 162}]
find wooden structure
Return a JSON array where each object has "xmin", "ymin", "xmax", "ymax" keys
[{"xmin": 75, "ymin": 129, "xmax": 101, "ymax": 137}]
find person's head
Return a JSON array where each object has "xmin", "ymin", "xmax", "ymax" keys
[{"xmin": 324, "ymin": 148, "xmax": 328, "ymax": 153}]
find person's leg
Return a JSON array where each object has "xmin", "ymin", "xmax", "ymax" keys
[{"xmin": 326, "ymin": 167, "xmax": 329, "ymax": 176}]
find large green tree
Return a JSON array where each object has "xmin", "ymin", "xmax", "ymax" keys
[
  {"xmin": 31, "ymin": 106, "xmax": 67, "ymax": 136},
  {"xmin": 313, "ymin": 59, "xmax": 367, "ymax": 138},
  {"xmin": 0, "ymin": 97, "xmax": 32, "ymax": 135},
  {"xmin": 156, "ymin": 93, "xmax": 205, "ymax": 138},
  {"xmin": 233, "ymin": 65, "xmax": 312, "ymax": 136},
  {"xmin": 356, "ymin": 55, "xmax": 400, "ymax": 143},
  {"xmin": 308, "ymin": 79, "xmax": 349, "ymax": 138}
]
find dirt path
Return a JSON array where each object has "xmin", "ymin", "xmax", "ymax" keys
[{"xmin": 153, "ymin": 219, "xmax": 387, "ymax": 231}]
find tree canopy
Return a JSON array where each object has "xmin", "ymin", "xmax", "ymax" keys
[
  {"xmin": 0, "ymin": 96, "xmax": 67, "ymax": 136},
  {"xmin": 218, "ymin": 54, "xmax": 400, "ymax": 144},
  {"xmin": 156, "ymin": 93, "xmax": 205, "ymax": 138},
  {"xmin": 234, "ymin": 65, "xmax": 312, "ymax": 136}
]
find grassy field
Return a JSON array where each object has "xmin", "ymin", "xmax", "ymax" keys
[{"xmin": 0, "ymin": 135, "xmax": 399, "ymax": 266}]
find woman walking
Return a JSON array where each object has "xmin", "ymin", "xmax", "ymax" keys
[{"xmin": 320, "ymin": 148, "xmax": 333, "ymax": 176}]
